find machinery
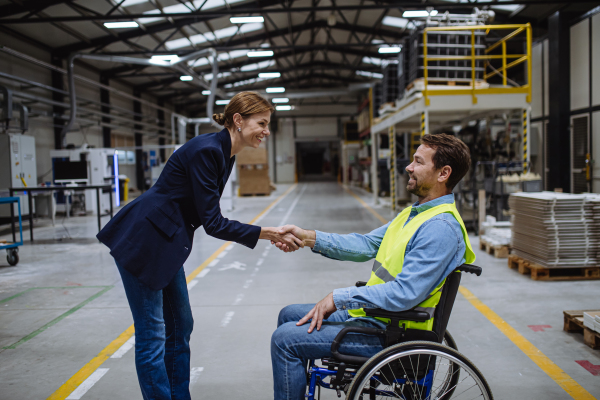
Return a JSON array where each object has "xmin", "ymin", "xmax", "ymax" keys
[
  {"xmin": 0, "ymin": 133, "xmax": 37, "ymax": 218},
  {"xmin": 49, "ymin": 147, "xmax": 118, "ymax": 215}
]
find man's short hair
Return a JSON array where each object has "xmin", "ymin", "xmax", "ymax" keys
[{"xmin": 420, "ymin": 133, "xmax": 471, "ymax": 190}]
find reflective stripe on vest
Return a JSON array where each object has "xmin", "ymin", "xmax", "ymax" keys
[{"xmin": 348, "ymin": 201, "xmax": 476, "ymax": 331}]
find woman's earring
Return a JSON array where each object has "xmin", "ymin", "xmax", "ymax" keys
[{"xmin": 238, "ymin": 127, "xmax": 241, "ymax": 132}]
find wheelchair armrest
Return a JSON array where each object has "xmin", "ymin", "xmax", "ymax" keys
[
  {"xmin": 364, "ymin": 308, "xmax": 430, "ymax": 322},
  {"xmin": 331, "ymin": 326, "xmax": 385, "ymax": 365},
  {"xmin": 455, "ymin": 264, "xmax": 482, "ymax": 276},
  {"xmin": 355, "ymin": 281, "xmax": 368, "ymax": 287}
]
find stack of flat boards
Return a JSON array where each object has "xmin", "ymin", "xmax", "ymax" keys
[
  {"xmin": 583, "ymin": 311, "xmax": 600, "ymax": 333},
  {"xmin": 509, "ymin": 192, "xmax": 600, "ymax": 268}
]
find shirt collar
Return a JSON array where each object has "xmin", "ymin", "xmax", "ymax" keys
[
  {"xmin": 411, "ymin": 193, "xmax": 455, "ymax": 214},
  {"xmin": 218, "ymin": 128, "xmax": 233, "ymax": 159}
]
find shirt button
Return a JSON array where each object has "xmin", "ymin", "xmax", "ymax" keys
[{"xmin": 342, "ymin": 306, "xmax": 346, "ymax": 309}]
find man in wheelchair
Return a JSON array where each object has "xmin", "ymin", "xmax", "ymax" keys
[{"xmin": 271, "ymin": 134, "xmax": 478, "ymax": 400}]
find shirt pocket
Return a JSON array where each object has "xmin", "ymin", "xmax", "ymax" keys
[{"xmin": 146, "ymin": 206, "xmax": 180, "ymax": 239}]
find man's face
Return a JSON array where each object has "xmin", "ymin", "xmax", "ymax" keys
[{"xmin": 405, "ymin": 145, "xmax": 439, "ymax": 197}]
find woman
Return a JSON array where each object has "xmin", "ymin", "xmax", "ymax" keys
[{"xmin": 97, "ymin": 91, "xmax": 302, "ymax": 400}]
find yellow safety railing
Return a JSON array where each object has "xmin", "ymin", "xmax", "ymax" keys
[{"xmin": 422, "ymin": 23, "xmax": 532, "ymax": 106}]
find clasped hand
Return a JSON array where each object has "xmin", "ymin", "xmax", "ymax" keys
[{"xmin": 271, "ymin": 225, "xmax": 315, "ymax": 253}]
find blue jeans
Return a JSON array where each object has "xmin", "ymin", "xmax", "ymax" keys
[
  {"xmin": 271, "ymin": 304, "xmax": 385, "ymax": 400},
  {"xmin": 116, "ymin": 261, "xmax": 194, "ymax": 400}
]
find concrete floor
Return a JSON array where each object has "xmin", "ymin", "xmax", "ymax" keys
[{"xmin": 0, "ymin": 182, "xmax": 599, "ymax": 399}]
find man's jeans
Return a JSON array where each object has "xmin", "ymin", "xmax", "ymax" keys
[
  {"xmin": 116, "ymin": 261, "xmax": 194, "ymax": 400},
  {"xmin": 271, "ymin": 304, "xmax": 385, "ymax": 400}
]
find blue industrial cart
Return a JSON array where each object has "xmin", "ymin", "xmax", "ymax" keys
[{"xmin": 0, "ymin": 197, "xmax": 24, "ymax": 266}]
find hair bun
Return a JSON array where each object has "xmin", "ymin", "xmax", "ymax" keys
[{"xmin": 212, "ymin": 113, "xmax": 225, "ymax": 125}]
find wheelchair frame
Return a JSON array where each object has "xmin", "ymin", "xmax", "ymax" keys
[{"xmin": 305, "ymin": 264, "xmax": 483, "ymax": 400}]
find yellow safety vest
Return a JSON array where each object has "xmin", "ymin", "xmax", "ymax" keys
[{"xmin": 348, "ymin": 201, "xmax": 476, "ymax": 330}]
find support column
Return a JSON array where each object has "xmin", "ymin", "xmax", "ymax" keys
[
  {"xmin": 157, "ymin": 100, "xmax": 166, "ymax": 163},
  {"xmin": 51, "ymin": 54, "xmax": 65, "ymax": 149},
  {"xmin": 100, "ymin": 75, "xmax": 111, "ymax": 148},
  {"xmin": 133, "ymin": 91, "xmax": 144, "ymax": 191},
  {"xmin": 522, "ymin": 108, "xmax": 530, "ymax": 172},
  {"xmin": 420, "ymin": 110, "xmax": 429, "ymax": 136},
  {"xmin": 371, "ymin": 131, "xmax": 379, "ymax": 203},
  {"xmin": 547, "ymin": 11, "xmax": 572, "ymax": 192},
  {"xmin": 389, "ymin": 126, "xmax": 396, "ymax": 214}
]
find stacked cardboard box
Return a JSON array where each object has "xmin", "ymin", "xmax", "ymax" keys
[{"xmin": 236, "ymin": 147, "xmax": 271, "ymax": 196}]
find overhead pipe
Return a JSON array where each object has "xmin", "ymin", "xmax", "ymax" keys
[{"xmin": 61, "ymin": 48, "xmax": 224, "ymax": 147}]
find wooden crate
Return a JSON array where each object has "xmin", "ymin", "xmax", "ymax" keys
[
  {"xmin": 563, "ymin": 310, "xmax": 600, "ymax": 349},
  {"xmin": 508, "ymin": 255, "xmax": 600, "ymax": 281},
  {"xmin": 479, "ymin": 239, "xmax": 509, "ymax": 258}
]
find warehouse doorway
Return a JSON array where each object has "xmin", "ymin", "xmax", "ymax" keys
[
  {"xmin": 296, "ymin": 141, "xmax": 339, "ymax": 182},
  {"xmin": 571, "ymin": 115, "xmax": 590, "ymax": 193}
]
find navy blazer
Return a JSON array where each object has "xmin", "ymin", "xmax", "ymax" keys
[{"xmin": 97, "ymin": 129, "xmax": 261, "ymax": 290}]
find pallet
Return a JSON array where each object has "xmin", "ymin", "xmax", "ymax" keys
[
  {"xmin": 508, "ymin": 254, "xmax": 600, "ymax": 281},
  {"xmin": 563, "ymin": 310, "xmax": 600, "ymax": 349},
  {"xmin": 479, "ymin": 239, "xmax": 509, "ymax": 258}
]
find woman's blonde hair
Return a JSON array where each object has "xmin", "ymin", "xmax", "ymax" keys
[{"xmin": 212, "ymin": 91, "xmax": 274, "ymax": 128}]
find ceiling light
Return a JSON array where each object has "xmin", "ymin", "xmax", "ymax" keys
[
  {"xmin": 266, "ymin": 87, "xmax": 285, "ymax": 93},
  {"xmin": 403, "ymin": 10, "xmax": 431, "ymax": 18},
  {"xmin": 272, "ymin": 98, "xmax": 289, "ymax": 103},
  {"xmin": 104, "ymin": 21, "xmax": 139, "ymax": 28},
  {"xmin": 202, "ymin": 90, "xmax": 211, "ymax": 95},
  {"xmin": 216, "ymin": 99, "xmax": 230, "ymax": 105},
  {"xmin": 381, "ymin": 16, "xmax": 409, "ymax": 29},
  {"xmin": 378, "ymin": 47, "xmax": 401, "ymax": 54},
  {"xmin": 327, "ymin": 14, "xmax": 337, "ymax": 27},
  {"xmin": 259, "ymin": 72, "xmax": 281, "ymax": 78},
  {"xmin": 276, "ymin": 105, "xmax": 292, "ymax": 111},
  {"xmin": 179, "ymin": 75, "xmax": 193, "ymax": 81},
  {"xmin": 356, "ymin": 70, "xmax": 383, "ymax": 79},
  {"xmin": 230, "ymin": 16, "xmax": 264, "ymax": 23},
  {"xmin": 150, "ymin": 55, "xmax": 179, "ymax": 64},
  {"xmin": 363, "ymin": 56, "xmax": 382, "ymax": 66},
  {"xmin": 247, "ymin": 50, "xmax": 274, "ymax": 57}
]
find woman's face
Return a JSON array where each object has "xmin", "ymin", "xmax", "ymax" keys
[{"xmin": 235, "ymin": 110, "xmax": 271, "ymax": 148}]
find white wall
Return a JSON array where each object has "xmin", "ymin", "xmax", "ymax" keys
[{"xmin": 570, "ymin": 19, "xmax": 590, "ymax": 111}]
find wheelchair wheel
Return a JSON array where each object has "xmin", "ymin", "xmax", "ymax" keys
[
  {"xmin": 346, "ymin": 341, "xmax": 493, "ymax": 400},
  {"xmin": 443, "ymin": 331, "xmax": 457, "ymax": 351}
]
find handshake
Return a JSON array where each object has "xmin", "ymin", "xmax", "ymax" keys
[{"xmin": 264, "ymin": 225, "xmax": 316, "ymax": 253}]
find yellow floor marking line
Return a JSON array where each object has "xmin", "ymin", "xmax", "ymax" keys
[
  {"xmin": 47, "ymin": 184, "xmax": 298, "ymax": 400},
  {"xmin": 459, "ymin": 286, "xmax": 596, "ymax": 400},
  {"xmin": 342, "ymin": 186, "xmax": 389, "ymax": 224},
  {"xmin": 345, "ymin": 186, "xmax": 595, "ymax": 399}
]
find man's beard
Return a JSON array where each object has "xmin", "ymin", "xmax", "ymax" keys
[{"xmin": 407, "ymin": 177, "xmax": 432, "ymax": 197}]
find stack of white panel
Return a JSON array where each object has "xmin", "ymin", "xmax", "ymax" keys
[
  {"xmin": 583, "ymin": 311, "xmax": 600, "ymax": 333},
  {"xmin": 509, "ymin": 192, "xmax": 600, "ymax": 268}
]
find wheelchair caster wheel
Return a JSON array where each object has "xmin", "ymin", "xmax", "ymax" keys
[{"xmin": 7, "ymin": 248, "xmax": 19, "ymax": 266}]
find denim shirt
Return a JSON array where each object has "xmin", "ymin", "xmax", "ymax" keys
[{"xmin": 312, "ymin": 194, "xmax": 466, "ymax": 324}]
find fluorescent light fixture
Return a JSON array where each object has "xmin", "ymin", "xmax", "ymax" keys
[
  {"xmin": 230, "ymin": 16, "xmax": 264, "ymax": 23},
  {"xmin": 150, "ymin": 55, "xmax": 179, "ymax": 65},
  {"xmin": 258, "ymin": 72, "xmax": 281, "ymax": 78},
  {"xmin": 202, "ymin": 90, "xmax": 211, "ymax": 95},
  {"xmin": 139, "ymin": 0, "xmax": 245, "ymax": 24},
  {"xmin": 266, "ymin": 87, "xmax": 285, "ymax": 93},
  {"xmin": 430, "ymin": 10, "xmax": 438, "ymax": 16},
  {"xmin": 203, "ymin": 72, "xmax": 231, "ymax": 81},
  {"xmin": 356, "ymin": 70, "xmax": 384, "ymax": 79},
  {"xmin": 382, "ymin": 16, "xmax": 409, "ymax": 29},
  {"xmin": 371, "ymin": 39, "xmax": 385, "ymax": 44},
  {"xmin": 247, "ymin": 50, "xmax": 274, "ymax": 57},
  {"xmin": 241, "ymin": 60, "xmax": 275, "ymax": 72},
  {"xmin": 179, "ymin": 75, "xmax": 193, "ymax": 81},
  {"xmin": 104, "ymin": 21, "xmax": 139, "ymax": 28},
  {"xmin": 122, "ymin": 0, "xmax": 147, "ymax": 6},
  {"xmin": 363, "ymin": 56, "xmax": 382, "ymax": 66},
  {"xmin": 378, "ymin": 46, "xmax": 401, "ymax": 54},
  {"xmin": 216, "ymin": 99, "xmax": 230, "ymax": 105},
  {"xmin": 188, "ymin": 49, "xmax": 247, "ymax": 67},
  {"xmin": 166, "ymin": 22, "xmax": 263, "ymax": 50},
  {"xmin": 272, "ymin": 98, "xmax": 289, "ymax": 103},
  {"xmin": 402, "ymin": 10, "xmax": 432, "ymax": 18},
  {"xmin": 276, "ymin": 105, "xmax": 292, "ymax": 111}
]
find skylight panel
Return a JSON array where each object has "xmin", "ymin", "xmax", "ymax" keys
[
  {"xmin": 362, "ymin": 57, "xmax": 382, "ymax": 66},
  {"xmin": 138, "ymin": 0, "xmax": 246, "ymax": 24},
  {"xmin": 356, "ymin": 70, "xmax": 383, "ymax": 79},
  {"xmin": 203, "ymin": 72, "xmax": 232, "ymax": 81},
  {"xmin": 166, "ymin": 23, "xmax": 263, "ymax": 50},
  {"xmin": 382, "ymin": 16, "xmax": 409, "ymax": 29},
  {"xmin": 188, "ymin": 50, "xmax": 248, "ymax": 67},
  {"xmin": 121, "ymin": 0, "xmax": 148, "ymax": 6}
]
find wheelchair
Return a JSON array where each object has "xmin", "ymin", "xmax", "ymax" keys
[{"xmin": 305, "ymin": 264, "xmax": 493, "ymax": 400}]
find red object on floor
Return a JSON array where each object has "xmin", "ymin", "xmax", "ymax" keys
[
  {"xmin": 527, "ymin": 325, "xmax": 552, "ymax": 332},
  {"xmin": 575, "ymin": 360, "xmax": 600, "ymax": 376}
]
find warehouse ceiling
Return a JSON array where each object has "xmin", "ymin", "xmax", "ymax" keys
[{"xmin": 1, "ymin": 0, "xmax": 599, "ymax": 117}]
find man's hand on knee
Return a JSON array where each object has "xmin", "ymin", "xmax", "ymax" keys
[{"xmin": 296, "ymin": 292, "xmax": 336, "ymax": 333}]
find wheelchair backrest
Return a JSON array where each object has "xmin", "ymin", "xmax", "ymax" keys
[{"xmin": 431, "ymin": 265, "xmax": 465, "ymax": 342}]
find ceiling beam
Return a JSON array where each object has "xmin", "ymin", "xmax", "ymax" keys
[{"xmin": 0, "ymin": 0, "xmax": 71, "ymax": 18}]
